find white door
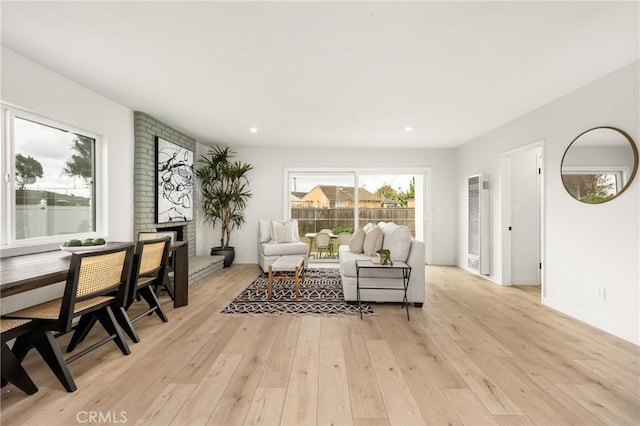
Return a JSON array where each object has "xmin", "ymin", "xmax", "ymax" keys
[
  {"xmin": 501, "ymin": 142, "xmax": 544, "ymax": 288},
  {"xmin": 510, "ymin": 147, "xmax": 541, "ymax": 285}
]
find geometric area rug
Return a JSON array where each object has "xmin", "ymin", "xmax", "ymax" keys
[{"xmin": 221, "ymin": 268, "xmax": 374, "ymax": 316}]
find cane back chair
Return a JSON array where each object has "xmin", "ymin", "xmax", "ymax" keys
[
  {"xmin": 138, "ymin": 231, "xmax": 176, "ymax": 298},
  {"xmin": 6, "ymin": 244, "xmax": 135, "ymax": 392},
  {"xmin": 1, "ymin": 319, "xmax": 38, "ymax": 395},
  {"xmin": 120, "ymin": 236, "xmax": 172, "ymax": 342},
  {"xmin": 66, "ymin": 237, "xmax": 171, "ymax": 345}
]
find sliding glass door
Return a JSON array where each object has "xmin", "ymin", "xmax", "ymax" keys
[
  {"xmin": 289, "ymin": 173, "xmax": 356, "ymax": 236},
  {"xmin": 358, "ymin": 174, "xmax": 417, "ymax": 237},
  {"xmin": 287, "ymin": 170, "xmax": 424, "ymax": 260}
]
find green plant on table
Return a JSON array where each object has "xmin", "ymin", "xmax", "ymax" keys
[{"xmin": 63, "ymin": 237, "xmax": 106, "ymax": 247}]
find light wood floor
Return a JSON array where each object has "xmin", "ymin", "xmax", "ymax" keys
[{"xmin": 2, "ymin": 265, "xmax": 639, "ymax": 425}]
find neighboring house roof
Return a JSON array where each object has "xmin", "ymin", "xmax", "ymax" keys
[
  {"xmin": 291, "ymin": 193, "xmax": 312, "ymax": 204},
  {"xmin": 291, "ymin": 191, "xmax": 308, "ymax": 199},
  {"xmin": 305, "ymin": 185, "xmax": 380, "ymax": 202}
]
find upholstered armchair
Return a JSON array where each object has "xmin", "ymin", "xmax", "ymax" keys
[{"xmin": 257, "ymin": 219, "xmax": 308, "ymax": 271}]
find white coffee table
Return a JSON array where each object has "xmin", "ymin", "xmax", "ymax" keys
[{"xmin": 267, "ymin": 255, "xmax": 305, "ymax": 299}]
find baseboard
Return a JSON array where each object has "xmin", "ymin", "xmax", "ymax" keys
[{"xmin": 511, "ymin": 277, "xmax": 540, "ymax": 285}]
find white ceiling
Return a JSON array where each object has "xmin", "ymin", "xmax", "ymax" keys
[{"xmin": 1, "ymin": 1, "xmax": 638, "ymax": 148}]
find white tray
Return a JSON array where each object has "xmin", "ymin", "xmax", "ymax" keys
[{"xmin": 60, "ymin": 244, "xmax": 107, "ymax": 253}]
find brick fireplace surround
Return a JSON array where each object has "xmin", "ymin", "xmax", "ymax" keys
[{"xmin": 133, "ymin": 112, "xmax": 222, "ymax": 287}]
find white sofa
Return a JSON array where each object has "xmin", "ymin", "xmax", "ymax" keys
[
  {"xmin": 258, "ymin": 219, "xmax": 308, "ymax": 271},
  {"xmin": 339, "ymin": 223, "xmax": 425, "ymax": 307}
]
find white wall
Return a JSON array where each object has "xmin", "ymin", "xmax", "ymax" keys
[
  {"xmin": 563, "ymin": 146, "xmax": 634, "ymax": 169},
  {"xmin": 1, "ymin": 46, "xmax": 135, "ymax": 242},
  {"xmin": 1, "ymin": 46, "xmax": 135, "ymax": 312},
  {"xmin": 195, "ymin": 147, "xmax": 458, "ymax": 266},
  {"xmin": 456, "ymin": 61, "xmax": 639, "ymax": 344},
  {"xmin": 5, "ymin": 45, "xmax": 636, "ymax": 344}
]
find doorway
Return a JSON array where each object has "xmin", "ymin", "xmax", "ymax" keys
[{"xmin": 500, "ymin": 142, "xmax": 544, "ymax": 298}]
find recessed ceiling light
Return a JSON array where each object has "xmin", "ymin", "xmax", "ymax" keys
[
  {"xmin": 405, "ymin": 126, "xmax": 413, "ymax": 132},
  {"xmin": 250, "ymin": 127, "xmax": 258, "ymax": 133}
]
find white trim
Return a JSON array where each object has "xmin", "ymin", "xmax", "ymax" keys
[
  {"xmin": 562, "ymin": 165, "xmax": 630, "ymax": 192},
  {"xmin": 562, "ymin": 165, "xmax": 630, "ymax": 173},
  {"xmin": 511, "ymin": 277, "xmax": 540, "ymax": 285},
  {"xmin": 283, "ymin": 167, "xmax": 430, "ymax": 264},
  {"xmin": 499, "ymin": 154, "xmax": 512, "ymax": 285},
  {"xmin": 499, "ymin": 140, "xmax": 546, "ymax": 299},
  {"xmin": 536, "ymin": 149, "xmax": 544, "ymax": 293},
  {"xmin": 0, "ymin": 103, "xmax": 105, "ymax": 257},
  {"xmin": 353, "ymin": 172, "xmax": 360, "ymax": 228},
  {"xmin": 1, "ymin": 107, "xmax": 14, "ymax": 247},
  {"xmin": 423, "ymin": 169, "xmax": 432, "ymax": 265}
]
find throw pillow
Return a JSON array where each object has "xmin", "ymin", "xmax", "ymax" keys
[
  {"xmin": 348, "ymin": 227, "xmax": 366, "ymax": 254},
  {"xmin": 363, "ymin": 225, "xmax": 383, "ymax": 256},
  {"xmin": 363, "ymin": 222, "xmax": 375, "ymax": 233},
  {"xmin": 382, "ymin": 223, "xmax": 412, "ymax": 261},
  {"xmin": 270, "ymin": 219, "xmax": 299, "ymax": 243}
]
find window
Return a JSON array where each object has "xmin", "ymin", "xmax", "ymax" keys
[
  {"xmin": 358, "ymin": 174, "xmax": 418, "ymax": 237},
  {"xmin": 562, "ymin": 168, "xmax": 626, "ymax": 203},
  {"xmin": 289, "ymin": 173, "xmax": 356, "ymax": 235},
  {"xmin": 286, "ymin": 169, "xmax": 425, "ymax": 259},
  {"xmin": 1, "ymin": 105, "xmax": 102, "ymax": 254}
]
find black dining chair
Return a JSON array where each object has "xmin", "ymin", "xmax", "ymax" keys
[
  {"xmin": 5, "ymin": 245, "xmax": 135, "ymax": 392},
  {"xmin": 67, "ymin": 237, "xmax": 171, "ymax": 345},
  {"xmin": 138, "ymin": 231, "xmax": 176, "ymax": 298},
  {"xmin": 122, "ymin": 236, "xmax": 172, "ymax": 337},
  {"xmin": 1, "ymin": 319, "xmax": 38, "ymax": 395}
]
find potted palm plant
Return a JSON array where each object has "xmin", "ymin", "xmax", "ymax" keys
[{"xmin": 196, "ymin": 146, "xmax": 253, "ymax": 267}]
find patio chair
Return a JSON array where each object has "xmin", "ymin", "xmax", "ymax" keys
[{"xmin": 314, "ymin": 232, "xmax": 332, "ymax": 259}]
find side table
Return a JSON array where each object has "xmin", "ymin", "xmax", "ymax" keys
[{"xmin": 355, "ymin": 260, "xmax": 412, "ymax": 320}]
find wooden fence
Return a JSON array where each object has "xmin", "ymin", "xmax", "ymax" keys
[{"xmin": 291, "ymin": 207, "xmax": 415, "ymax": 235}]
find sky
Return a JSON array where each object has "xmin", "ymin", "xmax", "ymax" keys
[
  {"xmin": 291, "ymin": 173, "xmax": 413, "ymax": 194},
  {"xmin": 15, "ymin": 117, "xmax": 92, "ymax": 198}
]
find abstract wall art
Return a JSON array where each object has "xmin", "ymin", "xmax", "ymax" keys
[{"xmin": 156, "ymin": 137, "xmax": 193, "ymax": 223}]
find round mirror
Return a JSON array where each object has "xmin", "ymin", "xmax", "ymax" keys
[{"xmin": 561, "ymin": 127, "xmax": 638, "ymax": 204}]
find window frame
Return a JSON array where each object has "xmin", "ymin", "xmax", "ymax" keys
[
  {"xmin": 284, "ymin": 167, "xmax": 427, "ymax": 243},
  {"xmin": 562, "ymin": 166, "xmax": 629, "ymax": 190},
  {"xmin": 562, "ymin": 165, "xmax": 631, "ymax": 201},
  {"xmin": 1, "ymin": 103, "xmax": 105, "ymax": 257}
]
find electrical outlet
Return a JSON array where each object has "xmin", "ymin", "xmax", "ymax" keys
[{"xmin": 596, "ymin": 287, "xmax": 607, "ymax": 301}]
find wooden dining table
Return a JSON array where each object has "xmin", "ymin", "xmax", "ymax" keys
[{"xmin": 0, "ymin": 241, "xmax": 189, "ymax": 308}]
